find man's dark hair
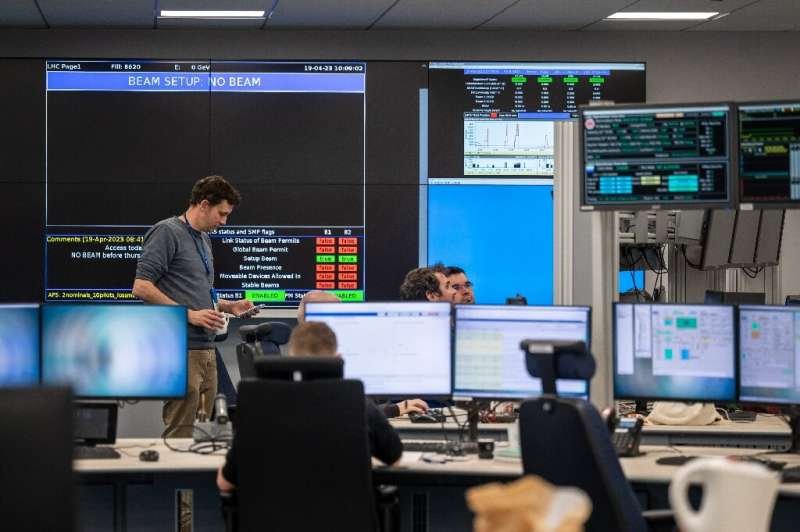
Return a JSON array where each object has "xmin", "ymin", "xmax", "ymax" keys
[
  {"xmin": 399, "ymin": 267, "xmax": 441, "ymax": 301},
  {"xmin": 445, "ymin": 265, "xmax": 465, "ymax": 276},
  {"xmin": 430, "ymin": 262, "xmax": 447, "ymax": 274},
  {"xmin": 189, "ymin": 175, "xmax": 242, "ymax": 207}
]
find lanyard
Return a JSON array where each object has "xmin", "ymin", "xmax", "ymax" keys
[{"xmin": 182, "ymin": 214, "xmax": 212, "ymax": 278}]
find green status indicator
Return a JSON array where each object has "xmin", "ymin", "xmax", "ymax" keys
[
  {"xmin": 676, "ymin": 317, "xmax": 698, "ymax": 329},
  {"xmin": 589, "ymin": 76, "xmax": 605, "ymax": 84},
  {"xmin": 511, "ymin": 75, "xmax": 527, "ymax": 84},
  {"xmin": 316, "ymin": 255, "xmax": 335, "ymax": 263},
  {"xmin": 245, "ymin": 290, "xmax": 286, "ymax": 302},
  {"xmin": 537, "ymin": 76, "xmax": 552, "ymax": 84},
  {"xmin": 563, "ymin": 76, "xmax": 579, "ymax": 84},
  {"xmin": 331, "ymin": 290, "xmax": 364, "ymax": 302},
  {"xmin": 338, "ymin": 255, "xmax": 358, "ymax": 263}
]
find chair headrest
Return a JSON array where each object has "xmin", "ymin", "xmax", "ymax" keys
[
  {"xmin": 520, "ymin": 340, "xmax": 596, "ymax": 381},
  {"xmin": 254, "ymin": 356, "xmax": 343, "ymax": 381}
]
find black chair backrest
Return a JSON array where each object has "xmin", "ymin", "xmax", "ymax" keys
[
  {"xmin": 520, "ymin": 397, "xmax": 646, "ymax": 532},
  {"xmin": 236, "ymin": 379, "xmax": 376, "ymax": 531},
  {"xmin": 236, "ymin": 322, "xmax": 294, "ymax": 380},
  {"xmin": 254, "ymin": 356, "xmax": 343, "ymax": 381},
  {"xmin": 0, "ymin": 387, "xmax": 75, "ymax": 532},
  {"xmin": 259, "ymin": 321, "xmax": 291, "ymax": 354}
]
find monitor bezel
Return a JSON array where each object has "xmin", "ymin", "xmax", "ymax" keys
[
  {"xmin": 737, "ymin": 100, "xmax": 800, "ymax": 209},
  {"xmin": 737, "ymin": 304, "xmax": 799, "ymax": 405},
  {"xmin": 580, "ymin": 101, "xmax": 738, "ymax": 211},
  {"xmin": 40, "ymin": 303, "xmax": 189, "ymax": 400},
  {"xmin": 303, "ymin": 300, "xmax": 454, "ymax": 400},
  {"xmin": 451, "ymin": 304, "xmax": 592, "ymax": 401},
  {"xmin": 612, "ymin": 302, "xmax": 739, "ymax": 403}
]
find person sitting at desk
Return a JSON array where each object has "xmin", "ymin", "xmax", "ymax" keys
[
  {"xmin": 217, "ymin": 321, "xmax": 403, "ymax": 492},
  {"xmin": 296, "ymin": 290, "xmax": 429, "ymax": 418}
]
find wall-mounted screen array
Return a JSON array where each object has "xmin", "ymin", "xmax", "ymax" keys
[
  {"xmin": 739, "ymin": 305, "xmax": 800, "ymax": 404},
  {"xmin": 41, "ymin": 304, "xmax": 188, "ymax": 399},
  {"xmin": 0, "ymin": 304, "xmax": 40, "ymax": 386},
  {"xmin": 582, "ymin": 103, "xmax": 735, "ymax": 210},
  {"xmin": 738, "ymin": 102, "xmax": 800, "ymax": 207},
  {"xmin": 613, "ymin": 303, "xmax": 737, "ymax": 402},
  {"xmin": 453, "ymin": 305, "xmax": 591, "ymax": 400},
  {"xmin": 426, "ymin": 62, "xmax": 645, "ymax": 304}
]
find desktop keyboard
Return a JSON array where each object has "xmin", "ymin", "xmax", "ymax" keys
[
  {"xmin": 74, "ymin": 446, "xmax": 121, "ymax": 460},
  {"xmin": 402, "ymin": 440, "xmax": 479, "ymax": 454}
]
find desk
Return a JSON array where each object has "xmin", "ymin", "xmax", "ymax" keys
[
  {"xmin": 641, "ymin": 415, "xmax": 792, "ymax": 449},
  {"xmin": 76, "ymin": 439, "xmax": 800, "ymax": 532}
]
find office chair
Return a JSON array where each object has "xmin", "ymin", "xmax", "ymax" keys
[
  {"xmin": 0, "ymin": 387, "xmax": 75, "ymax": 532},
  {"xmin": 519, "ymin": 398, "xmax": 673, "ymax": 532},
  {"xmin": 235, "ymin": 321, "xmax": 292, "ymax": 380},
  {"xmin": 233, "ymin": 375, "xmax": 382, "ymax": 531}
]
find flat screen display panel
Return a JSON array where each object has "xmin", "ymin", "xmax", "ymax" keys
[
  {"xmin": 738, "ymin": 102, "xmax": 800, "ymax": 207},
  {"xmin": 614, "ymin": 303, "xmax": 736, "ymax": 401},
  {"xmin": 453, "ymin": 305, "xmax": 591, "ymax": 400},
  {"xmin": 701, "ymin": 210, "xmax": 736, "ymax": 269},
  {"xmin": 582, "ymin": 103, "xmax": 735, "ymax": 210},
  {"xmin": 755, "ymin": 209, "xmax": 785, "ymax": 265},
  {"xmin": 303, "ymin": 302, "xmax": 452, "ymax": 397},
  {"xmin": 739, "ymin": 305, "xmax": 800, "ymax": 404},
  {"xmin": 729, "ymin": 210, "xmax": 760, "ymax": 267},
  {"xmin": 0, "ymin": 304, "xmax": 40, "ymax": 386},
  {"xmin": 41, "ymin": 304, "xmax": 188, "ymax": 398}
]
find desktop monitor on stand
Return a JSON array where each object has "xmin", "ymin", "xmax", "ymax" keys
[
  {"xmin": 0, "ymin": 304, "xmax": 40, "ymax": 387},
  {"xmin": 452, "ymin": 305, "xmax": 592, "ymax": 442},
  {"xmin": 613, "ymin": 303, "xmax": 737, "ymax": 403},
  {"xmin": 303, "ymin": 302, "xmax": 453, "ymax": 399}
]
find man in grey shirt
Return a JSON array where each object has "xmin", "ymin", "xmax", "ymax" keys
[{"xmin": 133, "ymin": 175, "xmax": 254, "ymax": 437}]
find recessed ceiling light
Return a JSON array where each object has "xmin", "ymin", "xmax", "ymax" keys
[
  {"xmin": 606, "ymin": 12, "xmax": 719, "ymax": 21},
  {"xmin": 159, "ymin": 10, "xmax": 266, "ymax": 19}
]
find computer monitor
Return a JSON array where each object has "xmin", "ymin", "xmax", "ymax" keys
[
  {"xmin": 739, "ymin": 305, "xmax": 800, "ymax": 404},
  {"xmin": 704, "ymin": 290, "xmax": 765, "ymax": 305},
  {"xmin": 729, "ymin": 210, "xmax": 760, "ymax": 267},
  {"xmin": 452, "ymin": 305, "xmax": 591, "ymax": 400},
  {"xmin": 700, "ymin": 210, "xmax": 736, "ymax": 269},
  {"xmin": 613, "ymin": 303, "xmax": 736, "ymax": 402},
  {"xmin": 0, "ymin": 304, "xmax": 40, "ymax": 386},
  {"xmin": 303, "ymin": 302, "xmax": 452, "ymax": 397},
  {"xmin": 581, "ymin": 103, "xmax": 735, "ymax": 210},
  {"xmin": 738, "ymin": 102, "xmax": 800, "ymax": 208},
  {"xmin": 41, "ymin": 304, "xmax": 188, "ymax": 399},
  {"xmin": 755, "ymin": 209, "xmax": 785, "ymax": 266}
]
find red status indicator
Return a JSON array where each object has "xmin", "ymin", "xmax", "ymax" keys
[
  {"xmin": 339, "ymin": 264, "xmax": 358, "ymax": 272},
  {"xmin": 338, "ymin": 281, "xmax": 357, "ymax": 289},
  {"xmin": 316, "ymin": 237, "xmax": 335, "ymax": 245},
  {"xmin": 316, "ymin": 273, "xmax": 335, "ymax": 281},
  {"xmin": 316, "ymin": 246, "xmax": 335, "ymax": 254},
  {"xmin": 337, "ymin": 246, "xmax": 357, "ymax": 254},
  {"xmin": 316, "ymin": 281, "xmax": 335, "ymax": 289},
  {"xmin": 338, "ymin": 273, "xmax": 358, "ymax": 281},
  {"xmin": 316, "ymin": 264, "xmax": 335, "ymax": 272},
  {"xmin": 338, "ymin": 237, "xmax": 358, "ymax": 246}
]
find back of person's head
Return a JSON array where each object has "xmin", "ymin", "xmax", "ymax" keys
[
  {"xmin": 190, "ymin": 175, "xmax": 242, "ymax": 206},
  {"xmin": 297, "ymin": 290, "xmax": 341, "ymax": 323},
  {"xmin": 445, "ymin": 265, "xmax": 465, "ymax": 276},
  {"xmin": 430, "ymin": 262, "xmax": 448, "ymax": 274},
  {"xmin": 399, "ymin": 267, "xmax": 440, "ymax": 301},
  {"xmin": 288, "ymin": 322, "xmax": 338, "ymax": 358}
]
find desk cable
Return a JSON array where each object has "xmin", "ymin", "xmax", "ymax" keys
[{"xmin": 161, "ymin": 424, "xmax": 232, "ymax": 455}]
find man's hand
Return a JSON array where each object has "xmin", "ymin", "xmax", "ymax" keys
[
  {"xmin": 397, "ymin": 398, "xmax": 429, "ymax": 416},
  {"xmin": 188, "ymin": 309, "xmax": 226, "ymax": 331},
  {"xmin": 220, "ymin": 299, "xmax": 255, "ymax": 317}
]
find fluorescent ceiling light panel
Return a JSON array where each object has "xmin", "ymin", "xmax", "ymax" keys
[
  {"xmin": 606, "ymin": 12, "xmax": 718, "ymax": 21},
  {"xmin": 159, "ymin": 10, "xmax": 265, "ymax": 18}
]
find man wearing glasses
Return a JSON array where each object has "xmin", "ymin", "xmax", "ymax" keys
[{"xmin": 446, "ymin": 266, "xmax": 475, "ymax": 304}]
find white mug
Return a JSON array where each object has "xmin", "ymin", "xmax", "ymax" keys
[{"xmin": 669, "ymin": 457, "xmax": 780, "ymax": 532}]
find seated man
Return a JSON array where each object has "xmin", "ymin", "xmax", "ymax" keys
[
  {"xmin": 399, "ymin": 266, "xmax": 455, "ymax": 302},
  {"xmin": 217, "ymin": 321, "xmax": 403, "ymax": 492},
  {"xmin": 296, "ymin": 290, "xmax": 429, "ymax": 418}
]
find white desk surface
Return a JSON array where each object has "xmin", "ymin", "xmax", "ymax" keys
[
  {"xmin": 75, "ymin": 439, "xmax": 225, "ymax": 474},
  {"xmin": 643, "ymin": 414, "xmax": 790, "ymax": 435}
]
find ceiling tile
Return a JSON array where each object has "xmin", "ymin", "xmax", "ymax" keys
[
  {"xmin": 266, "ymin": 0, "xmax": 396, "ymax": 29},
  {"xmin": 586, "ymin": 19, "xmax": 703, "ymax": 31},
  {"xmin": 374, "ymin": 0, "xmax": 512, "ymax": 29},
  {"xmin": 0, "ymin": 1, "xmax": 46, "ymax": 27},
  {"xmin": 481, "ymin": 0, "xmax": 632, "ymax": 30},
  {"xmin": 39, "ymin": 0, "xmax": 154, "ymax": 28},
  {"xmin": 691, "ymin": 0, "xmax": 800, "ymax": 31}
]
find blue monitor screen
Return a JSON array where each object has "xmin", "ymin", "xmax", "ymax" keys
[
  {"xmin": 613, "ymin": 303, "xmax": 736, "ymax": 401},
  {"xmin": 428, "ymin": 183, "xmax": 553, "ymax": 304},
  {"xmin": 0, "ymin": 304, "xmax": 40, "ymax": 386},
  {"xmin": 42, "ymin": 305, "xmax": 188, "ymax": 398},
  {"xmin": 739, "ymin": 305, "xmax": 800, "ymax": 404},
  {"xmin": 453, "ymin": 305, "xmax": 591, "ymax": 400},
  {"xmin": 619, "ymin": 271, "xmax": 644, "ymax": 293}
]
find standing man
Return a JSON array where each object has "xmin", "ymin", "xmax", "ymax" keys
[
  {"xmin": 399, "ymin": 267, "xmax": 455, "ymax": 302},
  {"xmin": 133, "ymin": 175, "xmax": 254, "ymax": 437},
  {"xmin": 446, "ymin": 266, "xmax": 475, "ymax": 304}
]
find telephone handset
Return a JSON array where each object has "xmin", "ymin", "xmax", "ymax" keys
[{"xmin": 611, "ymin": 416, "xmax": 644, "ymax": 457}]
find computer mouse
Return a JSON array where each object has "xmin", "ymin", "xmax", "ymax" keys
[
  {"xmin": 139, "ymin": 449, "xmax": 159, "ymax": 462},
  {"xmin": 408, "ymin": 412, "xmax": 438, "ymax": 423}
]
